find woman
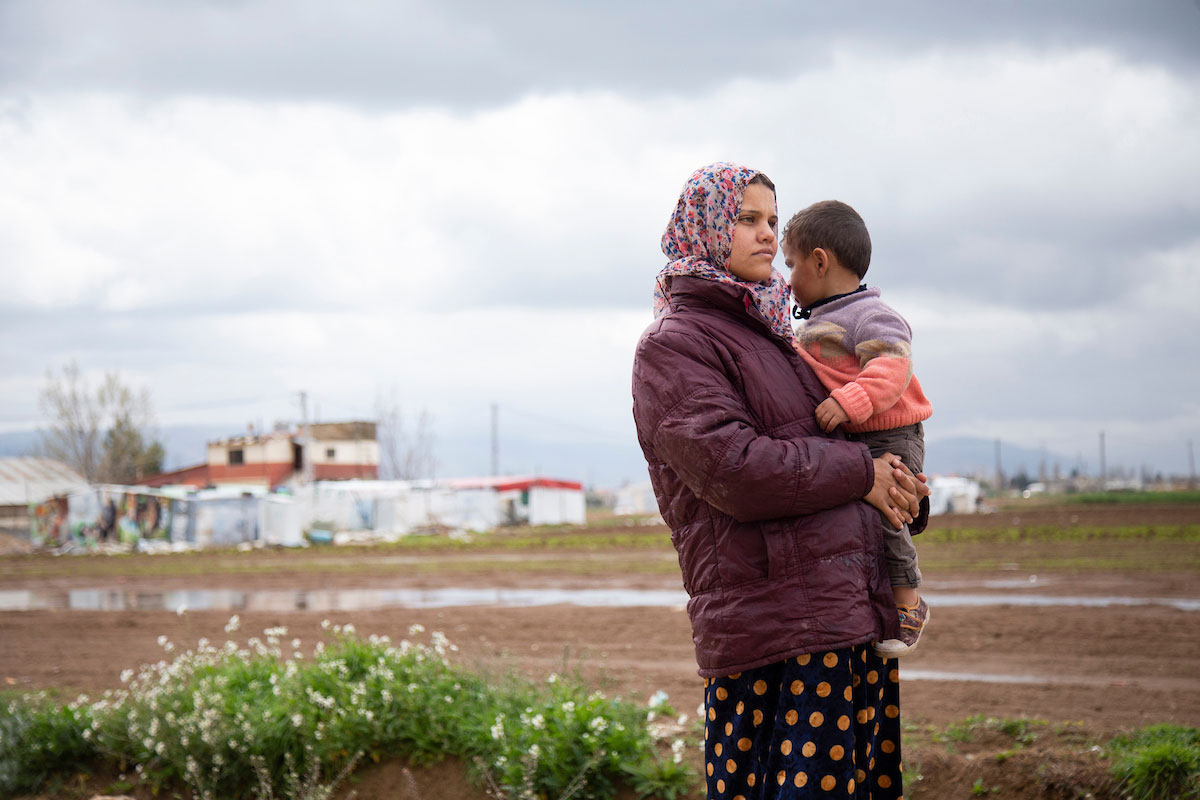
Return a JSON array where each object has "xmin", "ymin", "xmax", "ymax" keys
[{"xmin": 631, "ymin": 163, "xmax": 921, "ymax": 798}]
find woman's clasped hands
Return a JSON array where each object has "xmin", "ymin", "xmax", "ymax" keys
[{"xmin": 866, "ymin": 453, "xmax": 928, "ymax": 529}]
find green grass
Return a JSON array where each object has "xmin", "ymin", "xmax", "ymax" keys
[
  {"xmin": 1063, "ymin": 490, "xmax": 1200, "ymax": 505},
  {"xmin": 930, "ymin": 714, "xmax": 1046, "ymax": 747},
  {"xmin": 1107, "ymin": 724, "xmax": 1200, "ymax": 800},
  {"xmin": 0, "ymin": 622, "xmax": 698, "ymax": 800},
  {"xmin": 919, "ymin": 524, "xmax": 1200, "ymax": 543}
]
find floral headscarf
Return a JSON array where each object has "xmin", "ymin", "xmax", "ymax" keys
[{"xmin": 653, "ymin": 162, "xmax": 794, "ymax": 343}]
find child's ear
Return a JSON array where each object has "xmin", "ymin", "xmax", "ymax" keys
[{"xmin": 813, "ymin": 247, "xmax": 829, "ymax": 276}]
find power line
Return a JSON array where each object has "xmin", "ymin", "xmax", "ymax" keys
[{"xmin": 499, "ymin": 404, "xmax": 630, "ymax": 441}]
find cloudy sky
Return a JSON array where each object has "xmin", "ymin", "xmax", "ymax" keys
[{"xmin": 1, "ymin": 0, "xmax": 1198, "ymax": 485}]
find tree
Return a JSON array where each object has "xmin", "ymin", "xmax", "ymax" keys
[
  {"xmin": 374, "ymin": 389, "xmax": 436, "ymax": 480},
  {"xmin": 38, "ymin": 362, "xmax": 166, "ymax": 483}
]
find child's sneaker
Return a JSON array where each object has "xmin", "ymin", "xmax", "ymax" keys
[{"xmin": 873, "ymin": 597, "xmax": 929, "ymax": 658}]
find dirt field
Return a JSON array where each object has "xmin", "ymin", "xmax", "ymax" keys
[{"xmin": 2, "ymin": 503, "xmax": 1198, "ymax": 799}]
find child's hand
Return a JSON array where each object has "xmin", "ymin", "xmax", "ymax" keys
[{"xmin": 815, "ymin": 398, "xmax": 850, "ymax": 432}]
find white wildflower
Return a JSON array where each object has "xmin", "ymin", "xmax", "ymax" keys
[
  {"xmin": 292, "ymin": 713, "xmax": 303, "ymax": 728},
  {"xmin": 562, "ymin": 701, "xmax": 575, "ymax": 714},
  {"xmin": 588, "ymin": 716, "xmax": 608, "ymax": 734},
  {"xmin": 491, "ymin": 714, "xmax": 505, "ymax": 740},
  {"xmin": 671, "ymin": 738, "xmax": 686, "ymax": 764},
  {"xmin": 648, "ymin": 689, "xmax": 669, "ymax": 708},
  {"xmin": 120, "ymin": 669, "xmax": 134, "ymax": 683},
  {"xmin": 531, "ymin": 714, "xmax": 545, "ymax": 730},
  {"xmin": 224, "ymin": 615, "xmax": 241, "ymax": 633}
]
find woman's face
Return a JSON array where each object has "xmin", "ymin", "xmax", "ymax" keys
[{"xmin": 726, "ymin": 183, "xmax": 778, "ymax": 283}]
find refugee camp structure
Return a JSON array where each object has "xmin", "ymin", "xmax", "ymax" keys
[
  {"xmin": 60, "ymin": 485, "xmax": 304, "ymax": 549},
  {"xmin": 57, "ymin": 475, "xmax": 585, "ymax": 550},
  {"xmin": 927, "ymin": 475, "xmax": 982, "ymax": 515},
  {"xmin": 445, "ymin": 476, "xmax": 586, "ymax": 527},
  {"xmin": 305, "ymin": 476, "xmax": 586, "ymax": 536},
  {"xmin": 613, "ymin": 481, "xmax": 662, "ymax": 517},
  {"xmin": 0, "ymin": 457, "xmax": 88, "ymax": 539}
]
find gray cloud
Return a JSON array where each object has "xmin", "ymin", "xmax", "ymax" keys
[{"xmin": 2, "ymin": 0, "xmax": 1198, "ymax": 108}]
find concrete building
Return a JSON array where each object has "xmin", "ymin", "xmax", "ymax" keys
[{"xmin": 139, "ymin": 421, "xmax": 378, "ymax": 490}]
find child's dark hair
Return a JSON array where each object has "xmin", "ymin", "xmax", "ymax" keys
[{"xmin": 782, "ymin": 200, "xmax": 871, "ymax": 279}]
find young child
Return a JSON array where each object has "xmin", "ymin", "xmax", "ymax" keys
[{"xmin": 782, "ymin": 199, "xmax": 933, "ymax": 657}]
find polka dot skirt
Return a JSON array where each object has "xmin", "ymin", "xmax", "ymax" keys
[{"xmin": 703, "ymin": 645, "xmax": 902, "ymax": 799}]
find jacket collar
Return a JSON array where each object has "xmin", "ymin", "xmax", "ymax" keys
[{"xmin": 666, "ymin": 275, "xmax": 790, "ymax": 344}]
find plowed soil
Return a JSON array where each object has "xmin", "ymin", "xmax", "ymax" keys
[{"xmin": 2, "ymin": 502, "xmax": 1198, "ymax": 800}]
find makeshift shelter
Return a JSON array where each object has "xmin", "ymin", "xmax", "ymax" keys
[
  {"xmin": 927, "ymin": 475, "xmax": 982, "ymax": 515},
  {"xmin": 614, "ymin": 481, "xmax": 662, "ymax": 517},
  {"xmin": 446, "ymin": 476, "xmax": 586, "ymax": 526},
  {"xmin": 0, "ymin": 457, "xmax": 89, "ymax": 542}
]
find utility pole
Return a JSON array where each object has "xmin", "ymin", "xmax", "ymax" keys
[
  {"xmin": 994, "ymin": 439, "xmax": 1003, "ymax": 491},
  {"xmin": 491, "ymin": 403, "xmax": 499, "ymax": 477},
  {"xmin": 299, "ymin": 391, "xmax": 313, "ymax": 485},
  {"xmin": 1189, "ymin": 439, "xmax": 1196, "ymax": 491},
  {"xmin": 1098, "ymin": 430, "xmax": 1106, "ymax": 491}
]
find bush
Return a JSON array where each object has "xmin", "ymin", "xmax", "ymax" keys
[
  {"xmin": 0, "ymin": 695, "xmax": 94, "ymax": 795},
  {"xmin": 1108, "ymin": 723, "xmax": 1200, "ymax": 800},
  {"xmin": 0, "ymin": 620, "xmax": 697, "ymax": 800}
]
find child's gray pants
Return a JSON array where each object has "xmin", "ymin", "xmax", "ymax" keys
[{"xmin": 848, "ymin": 422, "xmax": 925, "ymax": 590}]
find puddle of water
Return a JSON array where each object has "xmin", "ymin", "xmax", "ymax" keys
[
  {"xmin": 903, "ymin": 669, "xmax": 1058, "ymax": 685},
  {"xmin": 927, "ymin": 593, "xmax": 1200, "ymax": 611},
  {"xmin": 0, "ymin": 587, "xmax": 691, "ymax": 613},
  {"xmin": 0, "ymin": 587, "xmax": 1196, "ymax": 613},
  {"xmin": 932, "ymin": 577, "xmax": 1049, "ymax": 590}
]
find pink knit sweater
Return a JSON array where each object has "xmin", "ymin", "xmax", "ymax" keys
[{"xmin": 794, "ymin": 287, "xmax": 932, "ymax": 433}]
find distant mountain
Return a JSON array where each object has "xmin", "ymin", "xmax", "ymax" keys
[
  {"xmin": 0, "ymin": 424, "xmax": 241, "ymax": 473},
  {"xmin": 925, "ymin": 436, "xmax": 1072, "ymax": 479},
  {"xmin": 154, "ymin": 424, "xmax": 243, "ymax": 470},
  {"xmin": 0, "ymin": 430, "xmax": 39, "ymax": 457}
]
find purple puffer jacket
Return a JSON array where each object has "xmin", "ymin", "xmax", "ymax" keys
[{"xmin": 632, "ymin": 275, "xmax": 900, "ymax": 678}]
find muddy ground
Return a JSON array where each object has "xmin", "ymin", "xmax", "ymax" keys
[{"xmin": 2, "ymin": 503, "xmax": 1198, "ymax": 799}]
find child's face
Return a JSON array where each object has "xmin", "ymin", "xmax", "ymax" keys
[
  {"xmin": 784, "ymin": 240, "xmax": 823, "ymax": 307},
  {"xmin": 726, "ymin": 183, "xmax": 778, "ymax": 283}
]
